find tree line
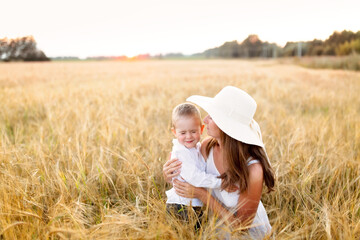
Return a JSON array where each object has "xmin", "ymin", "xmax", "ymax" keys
[
  {"xmin": 1, "ymin": 30, "xmax": 359, "ymax": 61},
  {"xmin": 0, "ymin": 36, "xmax": 49, "ymax": 62},
  {"xmin": 194, "ymin": 30, "xmax": 360, "ymax": 58}
]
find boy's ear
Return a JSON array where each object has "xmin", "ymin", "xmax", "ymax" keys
[
  {"xmin": 201, "ymin": 125, "xmax": 205, "ymax": 134},
  {"xmin": 171, "ymin": 127, "xmax": 176, "ymax": 135}
]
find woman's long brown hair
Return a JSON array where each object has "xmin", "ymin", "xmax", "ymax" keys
[{"xmin": 206, "ymin": 131, "xmax": 275, "ymax": 193}]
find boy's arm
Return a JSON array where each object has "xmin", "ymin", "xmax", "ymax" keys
[{"xmin": 177, "ymin": 149, "xmax": 221, "ymax": 188}]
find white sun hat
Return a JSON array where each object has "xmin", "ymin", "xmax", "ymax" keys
[{"xmin": 186, "ymin": 86, "xmax": 264, "ymax": 147}]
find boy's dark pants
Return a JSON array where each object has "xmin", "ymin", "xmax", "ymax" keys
[{"xmin": 166, "ymin": 204, "xmax": 204, "ymax": 231}]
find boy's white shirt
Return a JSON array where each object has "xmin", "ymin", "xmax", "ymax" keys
[{"xmin": 166, "ymin": 139, "xmax": 222, "ymax": 207}]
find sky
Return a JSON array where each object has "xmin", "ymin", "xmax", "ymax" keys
[{"xmin": 1, "ymin": 0, "xmax": 359, "ymax": 58}]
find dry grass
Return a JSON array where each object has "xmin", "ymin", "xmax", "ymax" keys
[
  {"xmin": 279, "ymin": 55, "xmax": 360, "ymax": 71},
  {"xmin": 0, "ymin": 60, "xmax": 359, "ymax": 239}
]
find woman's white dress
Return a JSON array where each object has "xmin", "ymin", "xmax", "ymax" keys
[{"xmin": 206, "ymin": 148, "xmax": 272, "ymax": 239}]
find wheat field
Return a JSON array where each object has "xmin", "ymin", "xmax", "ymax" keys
[{"xmin": 0, "ymin": 60, "xmax": 359, "ymax": 239}]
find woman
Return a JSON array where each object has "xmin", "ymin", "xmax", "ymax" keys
[{"xmin": 163, "ymin": 86, "xmax": 275, "ymax": 239}]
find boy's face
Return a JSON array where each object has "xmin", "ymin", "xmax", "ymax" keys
[{"xmin": 172, "ymin": 116, "xmax": 203, "ymax": 149}]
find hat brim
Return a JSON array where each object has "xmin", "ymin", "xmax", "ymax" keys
[{"xmin": 187, "ymin": 95, "xmax": 264, "ymax": 147}]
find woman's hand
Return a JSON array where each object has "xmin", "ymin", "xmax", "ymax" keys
[
  {"xmin": 163, "ymin": 158, "xmax": 182, "ymax": 183},
  {"xmin": 173, "ymin": 179, "xmax": 206, "ymax": 200}
]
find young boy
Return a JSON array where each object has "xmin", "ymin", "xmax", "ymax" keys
[{"xmin": 165, "ymin": 103, "xmax": 222, "ymax": 228}]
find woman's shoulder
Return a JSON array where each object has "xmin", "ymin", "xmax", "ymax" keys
[
  {"xmin": 201, "ymin": 136, "xmax": 212, "ymax": 146},
  {"xmin": 248, "ymin": 161, "xmax": 264, "ymax": 183}
]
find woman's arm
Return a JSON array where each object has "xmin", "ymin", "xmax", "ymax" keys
[
  {"xmin": 232, "ymin": 163, "xmax": 263, "ymax": 225},
  {"xmin": 173, "ymin": 179, "xmax": 237, "ymax": 225},
  {"xmin": 173, "ymin": 163, "xmax": 264, "ymax": 227}
]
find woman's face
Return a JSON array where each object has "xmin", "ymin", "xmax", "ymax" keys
[{"xmin": 203, "ymin": 115, "xmax": 221, "ymax": 139}]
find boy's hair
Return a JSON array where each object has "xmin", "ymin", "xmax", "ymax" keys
[{"xmin": 172, "ymin": 103, "xmax": 202, "ymax": 128}]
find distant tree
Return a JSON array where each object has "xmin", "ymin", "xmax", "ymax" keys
[
  {"xmin": 325, "ymin": 30, "xmax": 356, "ymax": 46},
  {"xmin": 194, "ymin": 30, "xmax": 360, "ymax": 59},
  {"xmin": 282, "ymin": 42, "xmax": 297, "ymax": 57},
  {"xmin": 257, "ymin": 42, "xmax": 280, "ymax": 58},
  {"xmin": 336, "ymin": 39, "xmax": 360, "ymax": 55},
  {"xmin": 0, "ymin": 38, "xmax": 8, "ymax": 60},
  {"xmin": 306, "ymin": 39, "xmax": 324, "ymax": 56},
  {"xmin": 356, "ymin": 31, "xmax": 360, "ymax": 39},
  {"xmin": 203, "ymin": 47, "xmax": 219, "ymax": 58},
  {"xmin": 0, "ymin": 36, "xmax": 49, "ymax": 61},
  {"xmin": 240, "ymin": 35, "xmax": 262, "ymax": 57},
  {"xmin": 199, "ymin": 35, "xmax": 282, "ymax": 58},
  {"xmin": 219, "ymin": 41, "xmax": 239, "ymax": 58},
  {"xmin": 323, "ymin": 30, "xmax": 358, "ymax": 55}
]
